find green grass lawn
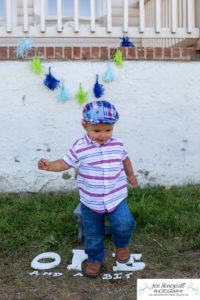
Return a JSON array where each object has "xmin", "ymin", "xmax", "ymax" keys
[{"xmin": 0, "ymin": 185, "xmax": 200, "ymax": 300}]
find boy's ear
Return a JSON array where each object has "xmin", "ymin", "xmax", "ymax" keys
[{"xmin": 81, "ymin": 120, "xmax": 87, "ymax": 129}]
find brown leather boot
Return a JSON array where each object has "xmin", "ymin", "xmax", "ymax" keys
[
  {"xmin": 83, "ymin": 262, "xmax": 102, "ymax": 278},
  {"xmin": 116, "ymin": 247, "xmax": 130, "ymax": 263}
]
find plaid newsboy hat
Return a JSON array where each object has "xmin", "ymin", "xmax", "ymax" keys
[{"xmin": 82, "ymin": 100, "xmax": 119, "ymax": 124}]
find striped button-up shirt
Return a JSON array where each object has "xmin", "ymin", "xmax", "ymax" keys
[{"xmin": 63, "ymin": 134, "xmax": 128, "ymax": 213}]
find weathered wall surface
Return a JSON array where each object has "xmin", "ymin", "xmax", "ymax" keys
[{"xmin": 0, "ymin": 60, "xmax": 200, "ymax": 192}]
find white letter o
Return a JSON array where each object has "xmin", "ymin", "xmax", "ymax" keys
[{"xmin": 31, "ymin": 252, "xmax": 61, "ymax": 270}]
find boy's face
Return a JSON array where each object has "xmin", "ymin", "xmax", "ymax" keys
[{"xmin": 82, "ymin": 122, "xmax": 114, "ymax": 145}]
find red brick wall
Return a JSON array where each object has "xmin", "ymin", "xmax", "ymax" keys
[{"xmin": 0, "ymin": 46, "xmax": 199, "ymax": 61}]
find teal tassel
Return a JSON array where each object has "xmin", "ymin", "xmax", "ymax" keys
[
  {"xmin": 103, "ymin": 63, "xmax": 115, "ymax": 82},
  {"xmin": 16, "ymin": 38, "xmax": 33, "ymax": 58},
  {"xmin": 57, "ymin": 80, "xmax": 71, "ymax": 102}
]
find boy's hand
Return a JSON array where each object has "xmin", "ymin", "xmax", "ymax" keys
[
  {"xmin": 38, "ymin": 158, "xmax": 50, "ymax": 171},
  {"xmin": 128, "ymin": 175, "xmax": 138, "ymax": 187}
]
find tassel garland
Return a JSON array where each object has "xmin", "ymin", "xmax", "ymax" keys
[{"xmin": 14, "ymin": 36, "xmax": 128, "ymax": 104}]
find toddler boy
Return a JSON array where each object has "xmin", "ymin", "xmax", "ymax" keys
[{"xmin": 38, "ymin": 100, "xmax": 138, "ymax": 278}]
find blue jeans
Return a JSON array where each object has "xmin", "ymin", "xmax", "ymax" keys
[{"xmin": 81, "ymin": 200, "xmax": 136, "ymax": 263}]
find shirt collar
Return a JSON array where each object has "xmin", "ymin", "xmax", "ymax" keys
[{"xmin": 84, "ymin": 134, "xmax": 115, "ymax": 147}]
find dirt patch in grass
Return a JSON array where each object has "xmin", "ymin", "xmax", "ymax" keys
[{"xmin": 1, "ymin": 235, "xmax": 199, "ymax": 300}]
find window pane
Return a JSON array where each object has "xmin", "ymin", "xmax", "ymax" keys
[
  {"xmin": 63, "ymin": 0, "xmax": 90, "ymax": 17},
  {"xmin": 0, "ymin": 0, "xmax": 5, "ymax": 16},
  {"xmin": 80, "ymin": 0, "xmax": 90, "ymax": 17},
  {"xmin": 47, "ymin": 0, "xmax": 91, "ymax": 18},
  {"xmin": 63, "ymin": 0, "xmax": 73, "ymax": 17},
  {"xmin": 48, "ymin": 0, "xmax": 57, "ymax": 16}
]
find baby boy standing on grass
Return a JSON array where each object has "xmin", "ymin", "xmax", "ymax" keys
[{"xmin": 38, "ymin": 100, "xmax": 138, "ymax": 278}]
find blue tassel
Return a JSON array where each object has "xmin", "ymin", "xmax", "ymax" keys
[
  {"xmin": 57, "ymin": 80, "xmax": 71, "ymax": 102},
  {"xmin": 93, "ymin": 74, "xmax": 105, "ymax": 98},
  {"xmin": 120, "ymin": 36, "xmax": 135, "ymax": 47},
  {"xmin": 16, "ymin": 38, "xmax": 33, "ymax": 58},
  {"xmin": 103, "ymin": 63, "xmax": 115, "ymax": 82},
  {"xmin": 44, "ymin": 67, "xmax": 60, "ymax": 91}
]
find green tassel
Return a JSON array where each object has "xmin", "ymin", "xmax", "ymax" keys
[
  {"xmin": 113, "ymin": 48, "xmax": 123, "ymax": 67},
  {"xmin": 75, "ymin": 83, "xmax": 88, "ymax": 105},
  {"xmin": 31, "ymin": 55, "xmax": 43, "ymax": 74}
]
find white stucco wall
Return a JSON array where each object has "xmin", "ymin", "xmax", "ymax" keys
[{"xmin": 0, "ymin": 60, "xmax": 200, "ymax": 193}]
